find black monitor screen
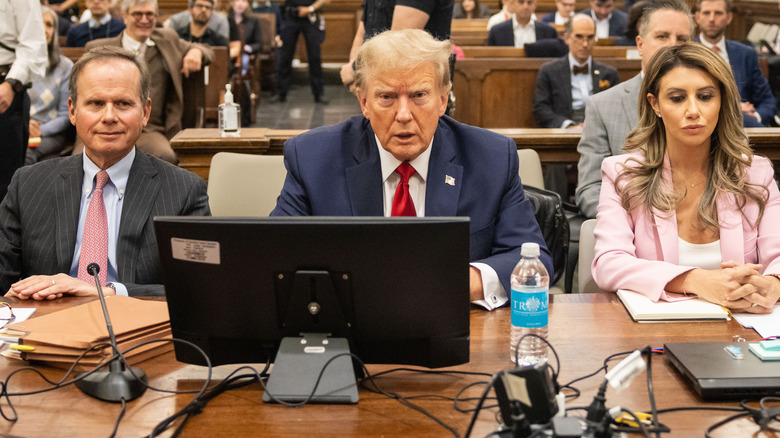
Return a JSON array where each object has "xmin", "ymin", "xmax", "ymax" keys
[{"xmin": 154, "ymin": 216, "xmax": 471, "ymax": 369}]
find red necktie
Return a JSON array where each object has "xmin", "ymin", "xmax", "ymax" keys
[
  {"xmin": 391, "ymin": 162, "xmax": 417, "ymax": 217},
  {"xmin": 78, "ymin": 170, "xmax": 109, "ymax": 286},
  {"xmin": 711, "ymin": 45, "xmax": 721, "ymax": 53}
]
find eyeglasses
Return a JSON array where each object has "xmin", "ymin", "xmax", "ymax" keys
[
  {"xmin": 0, "ymin": 303, "xmax": 15, "ymax": 325},
  {"xmin": 193, "ymin": 3, "xmax": 214, "ymax": 10},
  {"xmin": 130, "ymin": 11, "xmax": 158, "ymax": 20}
]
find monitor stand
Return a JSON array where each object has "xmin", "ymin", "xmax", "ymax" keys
[{"xmin": 262, "ymin": 333, "xmax": 359, "ymax": 404}]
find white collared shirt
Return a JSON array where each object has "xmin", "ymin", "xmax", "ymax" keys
[
  {"xmin": 375, "ymin": 135, "xmax": 507, "ymax": 310},
  {"xmin": 592, "ymin": 11, "xmax": 611, "ymax": 39},
  {"xmin": 554, "ymin": 12, "xmax": 569, "ymax": 25},
  {"xmin": 0, "ymin": 0, "xmax": 46, "ymax": 84},
  {"xmin": 512, "ymin": 17, "xmax": 537, "ymax": 48},
  {"xmin": 69, "ymin": 148, "xmax": 137, "ymax": 296},
  {"xmin": 570, "ymin": 53, "xmax": 593, "ymax": 111},
  {"xmin": 89, "ymin": 14, "xmax": 112, "ymax": 28},
  {"xmin": 121, "ymin": 31, "xmax": 156, "ymax": 58},
  {"xmin": 699, "ymin": 34, "xmax": 730, "ymax": 66}
]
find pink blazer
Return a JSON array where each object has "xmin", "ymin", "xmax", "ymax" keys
[{"xmin": 592, "ymin": 152, "xmax": 780, "ymax": 301}]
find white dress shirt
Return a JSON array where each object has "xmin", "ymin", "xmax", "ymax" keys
[
  {"xmin": 592, "ymin": 11, "xmax": 611, "ymax": 39},
  {"xmin": 487, "ymin": 9, "xmax": 513, "ymax": 30},
  {"xmin": 560, "ymin": 54, "xmax": 593, "ymax": 128},
  {"xmin": 0, "ymin": 0, "xmax": 46, "ymax": 84},
  {"xmin": 375, "ymin": 136, "xmax": 507, "ymax": 310},
  {"xmin": 699, "ymin": 34, "xmax": 730, "ymax": 66},
  {"xmin": 122, "ymin": 31, "xmax": 156, "ymax": 58},
  {"xmin": 512, "ymin": 17, "xmax": 537, "ymax": 48},
  {"xmin": 69, "ymin": 149, "xmax": 137, "ymax": 296},
  {"xmin": 554, "ymin": 12, "xmax": 569, "ymax": 25}
]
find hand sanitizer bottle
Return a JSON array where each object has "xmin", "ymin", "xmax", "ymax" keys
[{"xmin": 219, "ymin": 84, "xmax": 241, "ymax": 137}]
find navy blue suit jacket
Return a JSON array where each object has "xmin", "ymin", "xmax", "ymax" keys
[
  {"xmin": 65, "ymin": 18, "xmax": 125, "ymax": 47},
  {"xmin": 541, "ymin": 12, "xmax": 556, "ymax": 24},
  {"xmin": 579, "ymin": 8, "xmax": 627, "ymax": 37},
  {"xmin": 487, "ymin": 20, "xmax": 558, "ymax": 46},
  {"xmin": 270, "ymin": 116, "xmax": 554, "ymax": 294}
]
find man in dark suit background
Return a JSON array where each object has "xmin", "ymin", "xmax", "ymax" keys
[
  {"xmin": 533, "ymin": 14, "xmax": 619, "ymax": 129},
  {"xmin": 541, "ymin": 0, "xmax": 576, "ymax": 26},
  {"xmin": 694, "ymin": 0, "xmax": 775, "ymax": 127},
  {"xmin": 0, "ymin": 46, "xmax": 210, "ymax": 300},
  {"xmin": 272, "ymin": 29, "xmax": 552, "ymax": 311},
  {"xmin": 581, "ymin": 0, "xmax": 627, "ymax": 38},
  {"xmin": 487, "ymin": 0, "xmax": 558, "ymax": 47},
  {"xmin": 65, "ymin": 0, "xmax": 125, "ymax": 47}
]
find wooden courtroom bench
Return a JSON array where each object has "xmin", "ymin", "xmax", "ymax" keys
[
  {"xmin": 460, "ymin": 45, "xmax": 632, "ymax": 58},
  {"xmin": 170, "ymin": 127, "xmax": 780, "ymax": 182},
  {"xmin": 452, "ymin": 57, "xmax": 641, "ymax": 128}
]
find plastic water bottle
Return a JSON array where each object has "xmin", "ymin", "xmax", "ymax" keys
[{"xmin": 510, "ymin": 242, "xmax": 549, "ymax": 366}]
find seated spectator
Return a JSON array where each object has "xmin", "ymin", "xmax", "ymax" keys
[
  {"xmin": 615, "ymin": 0, "xmax": 650, "ymax": 46},
  {"xmin": 453, "ymin": 0, "xmax": 489, "ymax": 19},
  {"xmin": 165, "ymin": 0, "xmax": 230, "ymax": 40},
  {"xmin": 228, "ymin": 0, "xmax": 262, "ymax": 127},
  {"xmin": 174, "ymin": 0, "xmax": 230, "ymax": 47},
  {"xmin": 592, "ymin": 43, "xmax": 780, "ymax": 312},
  {"xmin": 78, "ymin": 0, "xmax": 215, "ymax": 164},
  {"xmin": 487, "ymin": 0, "xmax": 557, "ymax": 47},
  {"xmin": 487, "ymin": 0, "xmax": 513, "ymax": 30},
  {"xmin": 580, "ymin": 0, "xmax": 628, "ymax": 38},
  {"xmin": 541, "ymin": 0, "xmax": 575, "ymax": 26},
  {"xmin": 27, "ymin": 7, "xmax": 74, "ymax": 165},
  {"xmin": 66, "ymin": 0, "xmax": 125, "ymax": 47}
]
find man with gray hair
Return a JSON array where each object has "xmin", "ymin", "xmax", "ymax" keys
[
  {"xmin": 78, "ymin": 0, "xmax": 215, "ymax": 164},
  {"xmin": 1, "ymin": 46, "xmax": 210, "ymax": 300},
  {"xmin": 271, "ymin": 29, "xmax": 552, "ymax": 311},
  {"xmin": 575, "ymin": 0, "xmax": 694, "ymax": 218}
]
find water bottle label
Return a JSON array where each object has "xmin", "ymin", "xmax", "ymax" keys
[{"xmin": 510, "ymin": 287, "xmax": 548, "ymax": 328}]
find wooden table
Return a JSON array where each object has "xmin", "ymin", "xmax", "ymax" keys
[{"xmin": 0, "ymin": 294, "xmax": 763, "ymax": 437}]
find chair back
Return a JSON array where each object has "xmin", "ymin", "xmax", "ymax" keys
[
  {"xmin": 207, "ymin": 152, "xmax": 287, "ymax": 216},
  {"xmin": 517, "ymin": 149, "xmax": 544, "ymax": 189},
  {"xmin": 578, "ymin": 219, "xmax": 599, "ymax": 294}
]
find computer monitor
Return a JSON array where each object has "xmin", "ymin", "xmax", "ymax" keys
[{"xmin": 154, "ymin": 216, "xmax": 471, "ymax": 402}]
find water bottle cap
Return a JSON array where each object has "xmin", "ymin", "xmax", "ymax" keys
[{"xmin": 520, "ymin": 242, "xmax": 540, "ymax": 257}]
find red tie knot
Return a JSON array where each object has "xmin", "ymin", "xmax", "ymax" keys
[
  {"xmin": 396, "ymin": 162, "xmax": 415, "ymax": 183},
  {"xmin": 95, "ymin": 170, "xmax": 109, "ymax": 191}
]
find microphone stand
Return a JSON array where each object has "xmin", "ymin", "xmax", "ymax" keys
[{"xmin": 75, "ymin": 263, "xmax": 148, "ymax": 402}]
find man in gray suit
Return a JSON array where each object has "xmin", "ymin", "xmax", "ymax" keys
[
  {"xmin": 0, "ymin": 46, "xmax": 210, "ymax": 300},
  {"xmin": 575, "ymin": 0, "xmax": 694, "ymax": 218}
]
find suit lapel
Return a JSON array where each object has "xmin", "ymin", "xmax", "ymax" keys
[
  {"xmin": 716, "ymin": 191, "xmax": 745, "ymax": 263},
  {"xmin": 345, "ymin": 124, "xmax": 383, "ymax": 216},
  {"xmin": 621, "ymin": 74, "xmax": 641, "ymax": 127},
  {"xmin": 557, "ymin": 58, "xmax": 573, "ymax": 114},
  {"xmin": 425, "ymin": 122, "xmax": 463, "ymax": 216},
  {"xmin": 55, "ymin": 157, "xmax": 85, "ymax": 273},
  {"xmin": 117, "ymin": 152, "xmax": 161, "ymax": 282}
]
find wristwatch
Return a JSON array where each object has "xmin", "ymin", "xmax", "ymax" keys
[
  {"xmin": 105, "ymin": 282, "xmax": 117, "ymax": 295},
  {"xmin": 308, "ymin": 6, "xmax": 315, "ymax": 13},
  {"xmin": 4, "ymin": 78, "xmax": 24, "ymax": 94}
]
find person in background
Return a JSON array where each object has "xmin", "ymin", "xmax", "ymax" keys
[
  {"xmin": 229, "ymin": 0, "xmax": 263, "ymax": 126},
  {"xmin": 0, "ymin": 0, "xmax": 46, "ymax": 203},
  {"xmin": 581, "ymin": 0, "xmax": 627, "ymax": 38},
  {"xmin": 65, "ymin": 0, "xmax": 125, "ymax": 47},
  {"xmin": 165, "ymin": 0, "xmax": 230, "ymax": 40},
  {"xmin": 271, "ymin": 29, "xmax": 552, "ymax": 311},
  {"xmin": 27, "ymin": 7, "xmax": 74, "ymax": 165},
  {"xmin": 453, "ymin": 0, "xmax": 489, "ymax": 19},
  {"xmin": 541, "ymin": 0, "xmax": 576, "ymax": 26},
  {"xmin": 615, "ymin": 0, "xmax": 650, "ymax": 46},
  {"xmin": 275, "ymin": 0, "xmax": 329, "ymax": 103},
  {"xmin": 575, "ymin": 0, "xmax": 693, "ymax": 219},
  {"xmin": 593, "ymin": 43, "xmax": 780, "ymax": 313},
  {"xmin": 175, "ymin": 0, "xmax": 230, "ymax": 47},
  {"xmin": 694, "ymin": 0, "xmax": 776, "ymax": 127},
  {"xmin": 487, "ymin": 0, "xmax": 557, "ymax": 47},
  {"xmin": 487, "ymin": 0, "xmax": 513, "ymax": 30}
]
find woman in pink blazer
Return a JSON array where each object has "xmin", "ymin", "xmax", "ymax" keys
[{"xmin": 592, "ymin": 43, "xmax": 780, "ymax": 313}]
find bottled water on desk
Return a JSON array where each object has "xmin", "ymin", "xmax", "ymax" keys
[{"xmin": 510, "ymin": 242, "xmax": 549, "ymax": 365}]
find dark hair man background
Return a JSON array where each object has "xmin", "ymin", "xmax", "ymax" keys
[
  {"xmin": 581, "ymin": 0, "xmax": 628, "ymax": 38},
  {"xmin": 487, "ymin": 0, "xmax": 558, "ymax": 47},
  {"xmin": 174, "ymin": 0, "xmax": 230, "ymax": 47}
]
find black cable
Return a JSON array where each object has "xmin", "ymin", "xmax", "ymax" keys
[
  {"xmin": 109, "ymin": 398, "xmax": 127, "ymax": 438},
  {"xmin": 463, "ymin": 374, "xmax": 500, "ymax": 438},
  {"xmin": 641, "ymin": 346, "xmax": 661, "ymax": 438},
  {"xmin": 620, "ymin": 408, "xmax": 650, "ymax": 438},
  {"xmin": 703, "ymin": 411, "xmax": 752, "ymax": 438}
]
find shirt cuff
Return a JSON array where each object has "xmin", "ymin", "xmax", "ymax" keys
[
  {"xmin": 470, "ymin": 262, "xmax": 507, "ymax": 311},
  {"xmin": 560, "ymin": 119, "xmax": 575, "ymax": 129},
  {"xmin": 111, "ymin": 282, "xmax": 129, "ymax": 297}
]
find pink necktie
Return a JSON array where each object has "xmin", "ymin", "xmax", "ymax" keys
[
  {"xmin": 391, "ymin": 162, "xmax": 417, "ymax": 217},
  {"xmin": 78, "ymin": 171, "xmax": 109, "ymax": 286}
]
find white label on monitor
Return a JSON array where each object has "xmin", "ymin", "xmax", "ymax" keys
[{"xmin": 171, "ymin": 238, "xmax": 220, "ymax": 264}]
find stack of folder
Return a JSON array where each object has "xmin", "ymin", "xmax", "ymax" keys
[{"xmin": 3, "ymin": 296, "xmax": 172, "ymax": 371}]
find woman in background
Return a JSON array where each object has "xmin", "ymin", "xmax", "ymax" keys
[
  {"xmin": 592, "ymin": 43, "xmax": 780, "ymax": 313},
  {"xmin": 27, "ymin": 7, "xmax": 73, "ymax": 165},
  {"xmin": 453, "ymin": 0, "xmax": 490, "ymax": 19}
]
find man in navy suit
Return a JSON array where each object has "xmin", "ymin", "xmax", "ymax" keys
[
  {"xmin": 581, "ymin": 0, "xmax": 627, "ymax": 38},
  {"xmin": 541, "ymin": 0, "xmax": 576, "ymax": 26},
  {"xmin": 694, "ymin": 0, "xmax": 775, "ymax": 126},
  {"xmin": 488, "ymin": 0, "xmax": 558, "ymax": 47},
  {"xmin": 65, "ymin": 0, "xmax": 125, "ymax": 47},
  {"xmin": 271, "ymin": 29, "xmax": 552, "ymax": 311},
  {"xmin": 1, "ymin": 46, "xmax": 210, "ymax": 300}
]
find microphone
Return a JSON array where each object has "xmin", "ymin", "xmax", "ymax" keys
[{"xmin": 75, "ymin": 263, "xmax": 148, "ymax": 402}]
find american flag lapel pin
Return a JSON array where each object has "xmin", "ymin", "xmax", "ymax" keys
[{"xmin": 445, "ymin": 175, "xmax": 455, "ymax": 186}]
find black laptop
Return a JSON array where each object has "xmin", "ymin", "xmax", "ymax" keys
[{"xmin": 665, "ymin": 342, "xmax": 780, "ymax": 401}]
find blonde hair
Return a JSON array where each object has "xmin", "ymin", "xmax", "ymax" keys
[
  {"xmin": 354, "ymin": 29, "xmax": 452, "ymax": 94},
  {"xmin": 617, "ymin": 43, "xmax": 768, "ymax": 230}
]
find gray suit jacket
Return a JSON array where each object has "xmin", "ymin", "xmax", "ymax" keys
[
  {"xmin": 575, "ymin": 73, "xmax": 641, "ymax": 218},
  {"xmin": 0, "ymin": 151, "xmax": 210, "ymax": 296}
]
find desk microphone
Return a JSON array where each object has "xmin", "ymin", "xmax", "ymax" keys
[{"xmin": 75, "ymin": 263, "xmax": 148, "ymax": 402}]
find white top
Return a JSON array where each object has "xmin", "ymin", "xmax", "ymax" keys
[
  {"xmin": 0, "ymin": 0, "xmax": 46, "ymax": 84},
  {"xmin": 678, "ymin": 238, "xmax": 722, "ymax": 271},
  {"xmin": 512, "ymin": 17, "xmax": 537, "ymax": 48},
  {"xmin": 592, "ymin": 11, "xmax": 611, "ymax": 39}
]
